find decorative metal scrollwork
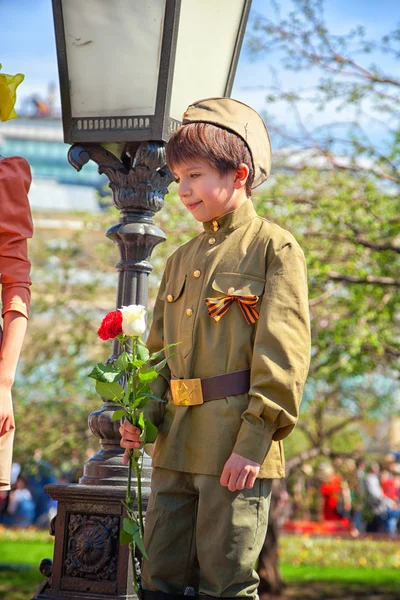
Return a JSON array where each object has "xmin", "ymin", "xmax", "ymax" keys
[{"xmin": 64, "ymin": 514, "xmax": 119, "ymax": 580}]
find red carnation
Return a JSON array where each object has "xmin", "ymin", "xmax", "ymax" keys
[{"xmin": 98, "ymin": 310, "xmax": 123, "ymax": 340}]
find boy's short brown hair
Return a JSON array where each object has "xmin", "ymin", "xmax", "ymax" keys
[{"xmin": 166, "ymin": 122, "xmax": 255, "ymax": 197}]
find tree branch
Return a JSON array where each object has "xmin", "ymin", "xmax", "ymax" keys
[
  {"xmin": 296, "ymin": 422, "xmax": 319, "ymax": 446},
  {"xmin": 328, "ymin": 272, "xmax": 400, "ymax": 286},
  {"xmin": 324, "ymin": 414, "xmax": 362, "ymax": 439},
  {"xmin": 309, "ymin": 285, "xmax": 341, "ymax": 307},
  {"xmin": 304, "ymin": 231, "xmax": 400, "ymax": 254},
  {"xmin": 286, "ymin": 447, "xmax": 330, "ymax": 477},
  {"xmin": 286, "ymin": 448, "xmax": 364, "ymax": 477}
]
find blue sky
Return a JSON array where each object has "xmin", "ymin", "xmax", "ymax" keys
[{"xmin": 0, "ymin": 0, "xmax": 398, "ymax": 139}]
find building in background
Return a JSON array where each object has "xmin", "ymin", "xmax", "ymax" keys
[{"xmin": 0, "ymin": 87, "xmax": 107, "ymax": 213}]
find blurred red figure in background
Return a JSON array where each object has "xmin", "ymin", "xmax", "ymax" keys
[{"xmin": 319, "ymin": 464, "xmax": 343, "ymax": 521}]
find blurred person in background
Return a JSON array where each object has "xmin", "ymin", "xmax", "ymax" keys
[
  {"xmin": 381, "ymin": 454, "xmax": 400, "ymax": 535},
  {"xmin": 319, "ymin": 463, "xmax": 343, "ymax": 521},
  {"xmin": 26, "ymin": 449, "xmax": 57, "ymax": 527},
  {"xmin": 2, "ymin": 473, "xmax": 35, "ymax": 527},
  {"xmin": 393, "ymin": 463, "xmax": 400, "ymax": 502},
  {"xmin": 352, "ymin": 457, "xmax": 367, "ymax": 534},
  {"xmin": 365, "ymin": 462, "xmax": 400, "ymax": 535}
]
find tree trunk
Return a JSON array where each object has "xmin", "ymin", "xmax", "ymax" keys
[{"xmin": 257, "ymin": 480, "xmax": 286, "ymax": 597}]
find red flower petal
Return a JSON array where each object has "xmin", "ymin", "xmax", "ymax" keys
[{"xmin": 98, "ymin": 310, "xmax": 123, "ymax": 340}]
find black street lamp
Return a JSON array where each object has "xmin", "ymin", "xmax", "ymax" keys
[
  {"xmin": 34, "ymin": 2, "xmax": 252, "ymax": 599},
  {"xmin": 52, "ymin": 0, "xmax": 251, "ymax": 144}
]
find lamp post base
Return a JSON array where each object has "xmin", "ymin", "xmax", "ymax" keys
[{"xmin": 32, "ymin": 483, "xmax": 141, "ymax": 600}]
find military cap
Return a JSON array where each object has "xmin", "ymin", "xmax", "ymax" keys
[{"xmin": 182, "ymin": 97, "xmax": 272, "ymax": 189}]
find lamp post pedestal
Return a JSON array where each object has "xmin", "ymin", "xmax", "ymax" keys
[
  {"xmin": 33, "ymin": 142, "xmax": 173, "ymax": 600},
  {"xmin": 33, "ymin": 485, "xmax": 134, "ymax": 600}
]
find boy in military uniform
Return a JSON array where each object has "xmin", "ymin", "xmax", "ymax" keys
[{"xmin": 120, "ymin": 98, "xmax": 311, "ymax": 600}]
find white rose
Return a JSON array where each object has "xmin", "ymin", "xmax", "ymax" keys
[{"xmin": 119, "ymin": 304, "xmax": 147, "ymax": 337}]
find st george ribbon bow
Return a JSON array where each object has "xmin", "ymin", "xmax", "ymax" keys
[{"xmin": 205, "ymin": 295, "xmax": 259, "ymax": 325}]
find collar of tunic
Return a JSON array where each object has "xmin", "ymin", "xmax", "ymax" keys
[{"xmin": 202, "ymin": 199, "xmax": 257, "ymax": 234}]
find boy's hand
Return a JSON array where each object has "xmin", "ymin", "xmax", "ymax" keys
[
  {"xmin": 119, "ymin": 420, "xmax": 141, "ymax": 465},
  {"xmin": 220, "ymin": 452, "xmax": 260, "ymax": 492}
]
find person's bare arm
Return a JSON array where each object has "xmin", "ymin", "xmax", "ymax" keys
[{"xmin": 0, "ymin": 311, "xmax": 28, "ymax": 436}]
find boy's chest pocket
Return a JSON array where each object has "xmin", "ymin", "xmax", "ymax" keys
[
  {"xmin": 208, "ymin": 272, "xmax": 265, "ymax": 326},
  {"xmin": 211, "ymin": 272, "xmax": 265, "ymax": 297}
]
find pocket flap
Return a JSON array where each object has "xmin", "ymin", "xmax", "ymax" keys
[
  {"xmin": 163, "ymin": 275, "xmax": 186, "ymax": 303},
  {"xmin": 211, "ymin": 272, "xmax": 265, "ymax": 297}
]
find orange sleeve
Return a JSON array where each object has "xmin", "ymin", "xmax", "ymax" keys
[{"xmin": 0, "ymin": 156, "xmax": 33, "ymax": 318}]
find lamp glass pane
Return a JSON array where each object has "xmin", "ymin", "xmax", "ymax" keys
[
  {"xmin": 61, "ymin": 0, "xmax": 166, "ymax": 118},
  {"xmin": 169, "ymin": 0, "xmax": 246, "ymax": 121}
]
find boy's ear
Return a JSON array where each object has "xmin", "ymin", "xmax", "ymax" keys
[{"xmin": 234, "ymin": 163, "xmax": 250, "ymax": 190}]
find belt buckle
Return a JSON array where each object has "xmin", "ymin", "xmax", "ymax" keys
[{"xmin": 171, "ymin": 378, "xmax": 203, "ymax": 406}]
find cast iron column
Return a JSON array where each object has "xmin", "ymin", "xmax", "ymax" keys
[{"xmin": 33, "ymin": 142, "xmax": 173, "ymax": 600}]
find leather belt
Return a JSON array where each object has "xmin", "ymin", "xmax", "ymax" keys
[{"xmin": 170, "ymin": 369, "xmax": 250, "ymax": 406}]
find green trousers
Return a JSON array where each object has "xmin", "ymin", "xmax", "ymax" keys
[{"xmin": 141, "ymin": 467, "xmax": 272, "ymax": 598}]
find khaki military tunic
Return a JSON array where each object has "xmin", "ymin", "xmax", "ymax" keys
[{"xmin": 145, "ymin": 199, "xmax": 310, "ymax": 479}]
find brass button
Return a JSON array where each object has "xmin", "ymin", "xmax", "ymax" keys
[
  {"xmin": 208, "ymin": 237, "xmax": 216, "ymax": 245},
  {"xmin": 228, "ymin": 287, "xmax": 235, "ymax": 295},
  {"xmin": 186, "ymin": 308, "xmax": 193, "ymax": 317},
  {"xmin": 212, "ymin": 220, "xmax": 219, "ymax": 232},
  {"xmin": 167, "ymin": 294, "xmax": 174, "ymax": 303},
  {"xmin": 193, "ymin": 270, "xmax": 201, "ymax": 278}
]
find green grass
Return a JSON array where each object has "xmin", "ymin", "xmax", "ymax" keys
[
  {"xmin": 279, "ymin": 534, "xmax": 400, "ymax": 569},
  {"xmin": 0, "ymin": 534, "xmax": 54, "ymax": 600},
  {"xmin": 0, "ymin": 570, "xmax": 45, "ymax": 600},
  {"xmin": 1, "ymin": 532, "xmax": 400, "ymax": 599},
  {"xmin": 281, "ymin": 564, "xmax": 400, "ymax": 591},
  {"xmin": 0, "ymin": 540, "xmax": 54, "ymax": 566}
]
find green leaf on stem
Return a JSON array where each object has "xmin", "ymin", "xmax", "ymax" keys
[
  {"xmin": 123, "ymin": 518, "xmax": 148, "ymax": 559},
  {"xmin": 142, "ymin": 392, "xmax": 165, "ymax": 403},
  {"xmin": 88, "ymin": 363, "xmax": 120, "ymax": 382},
  {"xmin": 133, "ymin": 359, "xmax": 147, "ymax": 368},
  {"xmin": 111, "ymin": 409, "xmax": 126, "ymax": 421},
  {"xmin": 133, "ymin": 528, "xmax": 149, "ymax": 560},
  {"xmin": 114, "ymin": 351, "xmax": 132, "ymax": 372},
  {"xmin": 149, "ymin": 342, "xmax": 181, "ymax": 361},
  {"xmin": 134, "ymin": 396, "xmax": 150, "ymax": 410},
  {"xmin": 137, "ymin": 344, "xmax": 150, "ymax": 362},
  {"xmin": 144, "ymin": 420, "xmax": 158, "ymax": 443},
  {"xmin": 137, "ymin": 413, "xmax": 158, "ymax": 444},
  {"xmin": 138, "ymin": 369, "xmax": 159, "ymax": 383},
  {"xmin": 153, "ymin": 354, "xmax": 178, "ymax": 372},
  {"xmin": 138, "ymin": 411, "xmax": 145, "ymax": 434},
  {"xmin": 123, "ymin": 517, "xmax": 138, "ymax": 536},
  {"xmin": 95, "ymin": 380, "xmax": 125, "ymax": 401},
  {"xmin": 137, "ymin": 382, "xmax": 150, "ymax": 395},
  {"xmin": 120, "ymin": 528, "xmax": 133, "ymax": 545},
  {"xmin": 123, "ymin": 390, "xmax": 133, "ymax": 406},
  {"xmin": 152, "ymin": 358, "xmax": 168, "ymax": 373}
]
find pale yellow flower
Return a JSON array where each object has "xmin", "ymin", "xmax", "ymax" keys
[
  {"xmin": 0, "ymin": 64, "xmax": 25, "ymax": 122},
  {"xmin": 119, "ymin": 305, "xmax": 147, "ymax": 337}
]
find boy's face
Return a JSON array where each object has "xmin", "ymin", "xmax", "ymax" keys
[{"xmin": 172, "ymin": 160, "xmax": 247, "ymax": 223}]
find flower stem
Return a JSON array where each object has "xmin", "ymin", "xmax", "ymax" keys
[
  {"xmin": 135, "ymin": 457, "xmax": 145, "ymax": 539},
  {"xmin": 131, "ymin": 541, "xmax": 141, "ymax": 599},
  {"xmin": 127, "ymin": 449, "xmax": 133, "ymax": 508}
]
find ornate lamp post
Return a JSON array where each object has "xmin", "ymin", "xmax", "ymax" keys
[{"xmin": 34, "ymin": 1, "xmax": 252, "ymax": 599}]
